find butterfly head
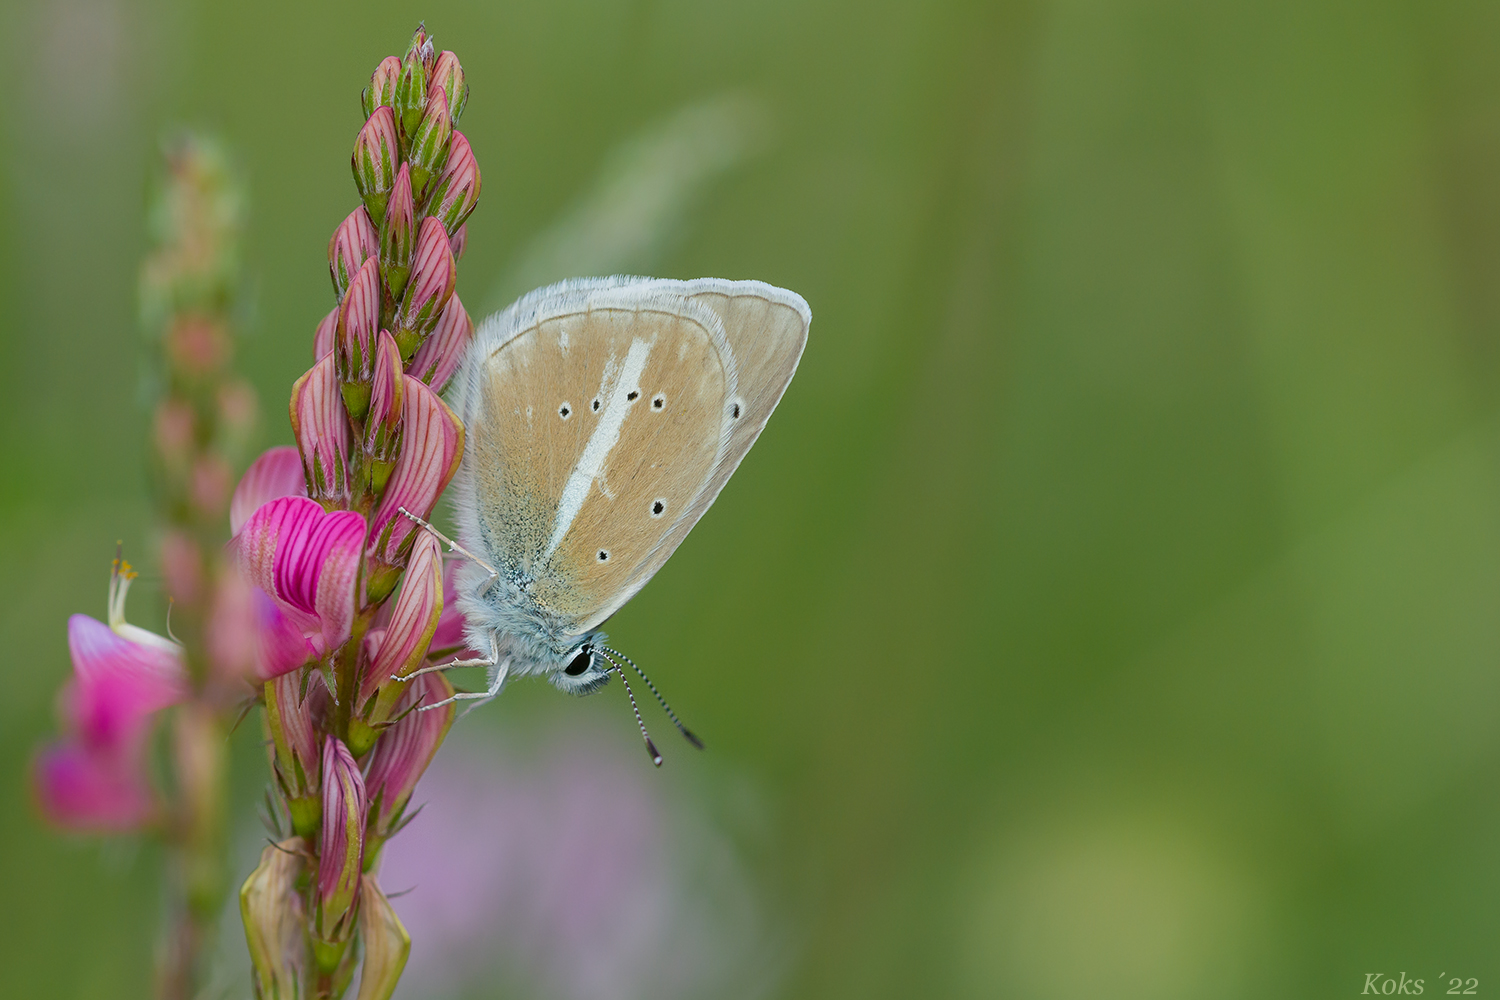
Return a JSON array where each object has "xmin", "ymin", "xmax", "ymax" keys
[{"xmin": 547, "ymin": 636, "xmax": 613, "ymax": 695}]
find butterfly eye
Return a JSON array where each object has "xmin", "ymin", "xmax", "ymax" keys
[{"xmin": 564, "ymin": 647, "xmax": 593, "ymax": 676}]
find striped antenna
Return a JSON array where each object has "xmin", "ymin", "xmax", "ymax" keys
[
  {"xmin": 596, "ymin": 648, "xmax": 661, "ymax": 767},
  {"xmin": 601, "ymin": 645, "xmax": 704, "ymax": 750}
]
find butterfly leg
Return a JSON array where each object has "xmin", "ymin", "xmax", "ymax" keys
[
  {"xmin": 397, "ymin": 654, "xmax": 495, "ymax": 682},
  {"xmin": 397, "ymin": 506, "xmax": 499, "ymax": 580},
  {"xmin": 417, "ymin": 658, "xmax": 510, "ymax": 713}
]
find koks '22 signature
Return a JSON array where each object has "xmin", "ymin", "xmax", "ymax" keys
[{"xmin": 1363, "ymin": 973, "xmax": 1479, "ymax": 995}]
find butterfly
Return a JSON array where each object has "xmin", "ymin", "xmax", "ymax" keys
[{"xmin": 403, "ymin": 276, "xmax": 809, "ymax": 763}]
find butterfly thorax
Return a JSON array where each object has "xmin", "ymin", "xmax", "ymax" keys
[{"xmin": 453, "ymin": 559, "xmax": 608, "ymax": 687}]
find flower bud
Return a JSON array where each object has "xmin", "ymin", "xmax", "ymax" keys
[
  {"xmin": 240, "ymin": 837, "xmax": 308, "ymax": 998},
  {"xmin": 448, "ymin": 222, "xmax": 467, "ymax": 261},
  {"xmin": 337, "ymin": 257, "xmax": 381, "ymax": 420},
  {"xmin": 406, "ymin": 23, "xmax": 436, "ymax": 71},
  {"xmin": 264, "ymin": 671, "xmax": 320, "ymax": 835},
  {"xmin": 369, "ymin": 376, "xmax": 463, "ymax": 566},
  {"xmin": 355, "ymin": 877, "xmax": 410, "ymax": 1000},
  {"xmin": 407, "ymin": 294, "xmax": 471, "ymax": 391},
  {"xmin": 362, "ymin": 55, "xmax": 401, "ymax": 119},
  {"xmin": 363, "ymin": 331, "xmax": 406, "ymax": 498},
  {"xmin": 426, "ymin": 131, "xmax": 480, "ymax": 235},
  {"xmin": 352, "ymin": 106, "xmax": 399, "ymax": 224},
  {"xmin": 392, "ymin": 218, "xmax": 455, "ymax": 361},
  {"xmin": 364, "ymin": 671, "xmax": 454, "ymax": 839},
  {"xmin": 394, "ymin": 43, "xmax": 429, "ymax": 140},
  {"xmin": 328, "ymin": 206, "xmax": 378, "ymax": 299},
  {"xmin": 406, "ymin": 87, "xmax": 452, "ymax": 205},
  {"xmin": 316, "ymin": 737, "xmax": 366, "ymax": 942},
  {"xmin": 314, "ymin": 305, "xmax": 338, "ymax": 361},
  {"xmin": 379, "ymin": 164, "xmax": 415, "ymax": 298},
  {"xmin": 430, "ymin": 50, "xmax": 468, "ymax": 123},
  {"xmin": 290, "ymin": 356, "xmax": 351, "ymax": 504},
  {"xmin": 360, "ymin": 531, "xmax": 442, "ymax": 714}
]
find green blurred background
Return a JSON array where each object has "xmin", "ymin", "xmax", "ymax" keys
[{"xmin": 4, "ymin": 0, "xmax": 1500, "ymax": 997}]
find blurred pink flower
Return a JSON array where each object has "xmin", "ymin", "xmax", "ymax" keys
[
  {"xmin": 379, "ymin": 725, "xmax": 780, "ymax": 1000},
  {"xmin": 34, "ymin": 567, "xmax": 188, "ymax": 832}
]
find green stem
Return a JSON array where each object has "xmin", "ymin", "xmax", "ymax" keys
[{"xmin": 157, "ymin": 703, "xmax": 227, "ymax": 1000}]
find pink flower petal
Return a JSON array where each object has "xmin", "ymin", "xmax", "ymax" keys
[
  {"xmin": 67, "ymin": 614, "xmax": 186, "ymax": 734},
  {"xmin": 362, "ymin": 531, "xmax": 443, "ymax": 703},
  {"xmin": 235, "ymin": 496, "xmax": 366, "ymax": 655},
  {"xmin": 231, "ymin": 446, "xmax": 308, "ymax": 535},
  {"xmin": 370, "ymin": 376, "xmax": 463, "ymax": 563},
  {"xmin": 34, "ymin": 739, "xmax": 155, "ymax": 832},
  {"xmin": 252, "ymin": 586, "xmax": 319, "ymax": 680}
]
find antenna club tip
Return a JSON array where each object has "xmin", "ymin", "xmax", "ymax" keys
[
  {"xmin": 646, "ymin": 738, "xmax": 662, "ymax": 767},
  {"xmin": 682, "ymin": 729, "xmax": 705, "ymax": 750}
]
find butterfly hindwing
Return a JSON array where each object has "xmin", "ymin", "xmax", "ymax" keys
[{"xmin": 458, "ymin": 282, "xmax": 736, "ymax": 632}]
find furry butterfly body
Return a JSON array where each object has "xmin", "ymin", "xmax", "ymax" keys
[{"xmin": 445, "ymin": 276, "xmax": 809, "ymax": 701}]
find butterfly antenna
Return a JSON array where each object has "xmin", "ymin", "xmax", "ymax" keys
[
  {"xmin": 596, "ymin": 649, "xmax": 662, "ymax": 767},
  {"xmin": 601, "ymin": 645, "xmax": 704, "ymax": 749}
]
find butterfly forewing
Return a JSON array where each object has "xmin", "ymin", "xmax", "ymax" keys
[
  {"xmin": 609, "ymin": 280, "xmax": 810, "ymax": 597},
  {"xmin": 466, "ymin": 297, "xmax": 733, "ymax": 631}
]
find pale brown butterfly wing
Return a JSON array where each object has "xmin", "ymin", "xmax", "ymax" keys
[
  {"xmin": 607, "ymin": 278, "xmax": 810, "ymax": 602},
  {"xmin": 458, "ymin": 283, "xmax": 736, "ymax": 632},
  {"xmin": 455, "ymin": 277, "xmax": 808, "ymax": 637}
]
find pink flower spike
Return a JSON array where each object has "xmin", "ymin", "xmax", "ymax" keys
[
  {"xmin": 364, "ymin": 672, "xmax": 455, "ymax": 835},
  {"xmin": 362, "ymin": 531, "xmax": 443, "ymax": 705},
  {"xmin": 407, "ymin": 294, "xmax": 472, "ymax": 392},
  {"xmin": 428, "ymin": 131, "xmax": 480, "ymax": 236},
  {"xmin": 34, "ymin": 739, "xmax": 155, "ymax": 832},
  {"xmin": 290, "ymin": 356, "xmax": 351, "ymax": 504},
  {"xmin": 317, "ymin": 737, "xmax": 366, "ymax": 937},
  {"xmin": 231, "ymin": 446, "xmax": 308, "ymax": 535},
  {"xmin": 328, "ymin": 206, "xmax": 378, "ymax": 299},
  {"xmin": 369, "ymin": 376, "xmax": 463, "ymax": 564},
  {"xmin": 314, "ymin": 306, "xmax": 338, "ymax": 361},
  {"xmin": 234, "ymin": 496, "xmax": 366, "ymax": 656}
]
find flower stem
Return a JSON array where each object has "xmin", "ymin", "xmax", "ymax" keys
[{"xmin": 157, "ymin": 703, "xmax": 227, "ymax": 1000}]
